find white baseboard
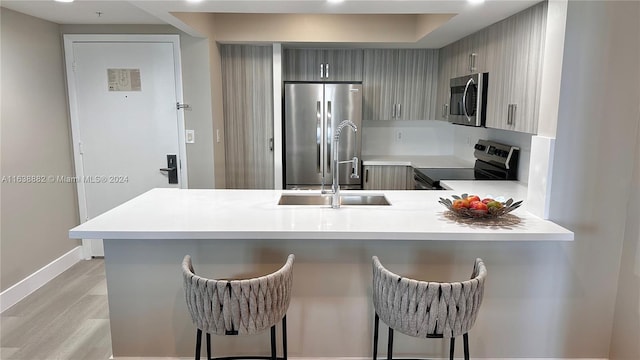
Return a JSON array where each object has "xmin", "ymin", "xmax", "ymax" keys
[{"xmin": 0, "ymin": 246, "xmax": 84, "ymax": 313}]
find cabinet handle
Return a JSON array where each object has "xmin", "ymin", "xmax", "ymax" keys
[
  {"xmin": 320, "ymin": 64, "xmax": 324, "ymax": 79},
  {"xmin": 397, "ymin": 103, "xmax": 401, "ymax": 118},
  {"xmin": 269, "ymin": 138, "xmax": 274, "ymax": 152},
  {"xmin": 507, "ymin": 104, "xmax": 517, "ymax": 125},
  {"xmin": 443, "ymin": 103, "xmax": 449, "ymax": 118},
  {"xmin": 325, "ymin": 63, "xmax": 329, "ymax": 79},
  {"xmin": 365, "ymin": 169, "xmax": 369, "ymax": 183},
  {"xmin": 469, "ymin": 53, "xmax": 477, "ymax": 72},
  {"xmin": 392, "ymin": 104, "xmax": 396, "ymax": 118}
]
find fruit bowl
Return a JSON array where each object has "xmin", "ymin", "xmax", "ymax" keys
[{"xmin": 438, "ymin": 194, "xmax": 523, "ymax": 219}]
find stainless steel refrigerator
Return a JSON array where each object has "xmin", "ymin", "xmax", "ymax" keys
[{"xmin": 284, "ymin": 82, "xmax": 362, "ymax": 189}]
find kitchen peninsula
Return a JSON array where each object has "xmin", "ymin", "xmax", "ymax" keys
[{"xmin": 69, "ymin": 187, "xmax": 572, "ymax": 357}]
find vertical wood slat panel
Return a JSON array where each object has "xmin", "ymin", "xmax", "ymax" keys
[
  {"xmin": 485, "ymin": 1, "xmax": 547, "ymax": 133},
  {"xmin": 363, "ymin": 49, "xmax": 398, "ymax": 121},
  {"xmin": 363, "ymin": 165, "xmax": 410, "ymax": 190},
  {"xmin": 364, "ymin": 49, "xmax": 438, "ymax": 121},
  {"xmin": 221, "ymin": 45, "xmax": 274, "ymax": 189}
]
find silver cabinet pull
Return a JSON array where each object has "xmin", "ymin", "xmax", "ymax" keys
[
  {"xmin": 442, "ymin": 103, "xmax": 449, "ymax": 118},
  {"xmin": 469, "ymin": 53, "xmax": 477, "ymax": 72},
  {"xmin": 507, "ymin": 104, "xmax": 517, "ymax": 125},
  {"xmin": 316, "ymin": 101, "xmax": 322, "ymax": 172},
  {"xmin": 325, "ymin": 63, "xmax": 329, "ymax": 79},
  {"xmin": 397, "ymin": 103, "xmax": 401, "ymax": 118},
  {"xmin": 269, "ymin": 138, "xmax": 274, "ymax": 151},
  {"xmin": 320, "ymin": 64, "xmax": 324, "ymax": 79},
  {"xmin": 392, "ymin": 104, "xmax": 396, "ymax": 118}
]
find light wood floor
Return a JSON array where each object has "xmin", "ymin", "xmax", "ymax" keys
[{"xmin": 1, "ymin": 259, "xmax": 113, "ymax": 360}]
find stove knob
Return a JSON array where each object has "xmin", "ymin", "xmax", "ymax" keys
[{"xmin": 474, "ymin": 144, "xmax": 486, "ymax": 151}]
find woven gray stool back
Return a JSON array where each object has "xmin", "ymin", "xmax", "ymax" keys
[
  {"xmin": 372, "ymin": 256, "xmax": 486, "ymax": 338},
  {"xmin": 182, "ymin": 254, "xmax": 294, "ymax": 336}
]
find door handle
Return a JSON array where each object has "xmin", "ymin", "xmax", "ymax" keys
[
  {"xmin": 269, "ymin": 137, "xmax": 274, "ymax": 152},
  {"xmin": 326, "ymin": 101, "xmax": 332, "ymax": 173},
  {"xmin": 316, "ymin": 101, "xmax": 322, "ymax": 173},
  {"xmin": 159, "ymin": 154, "xmax": 178, "ymax": 184},
  {"xmin": 462, "ymin": 78, "xmax": 474, "ymax": 122}
]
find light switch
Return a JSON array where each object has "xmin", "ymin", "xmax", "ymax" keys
[{"xmin": 186, "ymin": 130, "xmax": 195, "ymax": 144}]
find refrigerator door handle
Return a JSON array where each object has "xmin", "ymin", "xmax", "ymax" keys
[
  {"xmin": 326, "ymin": 100, "xmax": 332, "ymax": 173},
  {"xmin": 316, "ymin": 101, "xmax": 322, "ymax": 173}
]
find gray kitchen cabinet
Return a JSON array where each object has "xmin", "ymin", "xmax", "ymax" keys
[
  {"xmin": 362, "ymin": 165, "xmax": 412, "ymax": 190},
  {"xmin": 485, "ymin": 1, "xmax": 547, "ymax": 133},
  {"xmin": 363, "ymin": 49, "xmax": 438, "ymax": 120},
  {"xmin": 220, "ymin": 45, "xmax": 274, "ymax": 189},
  {"xmin": 283, "ymin": 48, "xmax": 363, "ymax": 81},
  {"xmin": 436, "ymin": 27, "xmax": 488, "ymax": 121}
]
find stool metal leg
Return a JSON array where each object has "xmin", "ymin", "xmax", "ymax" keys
[
  {"xmin": 282, "ymin": 316, "xmax": 288, "ymax": 360},
  {"xmin": 373, "ymin": 313, "xmax": 379, "ymax": 360},
  {"xmin": 449, "ymin": 337, "xmax": 455, "ymax": 360},
  {"xmin": 463, "ymin": 333, "xmax": 470, "ymax": 360},
  {"xmin": 387, "ymin": 327, "xmax": 394, "ymax": 360},
  {"xmin": 195, "ymin": 329, "xmax": 202, "ymax": 360},
  {"xmin": 270, "ymin": 325, "xmax": 277, "ymax": 360},
  {"xmin": 206, "ymin": 333, "xmax": 212, "ymax": 360}
]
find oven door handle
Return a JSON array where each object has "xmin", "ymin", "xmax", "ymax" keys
[{"xmin": 462, "ymin": 77, "xmax": 474, "ymax": 122}]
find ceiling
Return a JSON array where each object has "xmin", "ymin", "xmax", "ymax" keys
[{"xmin": 1, "ymin": 0, "xmax": 542, "ymax": 47}]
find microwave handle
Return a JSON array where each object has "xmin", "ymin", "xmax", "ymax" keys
[{"xmin": 462, "ymin": 77, "xmax": 474, "ymax": 122}]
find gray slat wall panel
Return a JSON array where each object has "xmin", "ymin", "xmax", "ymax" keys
[{"xmin": 221, "ymin": 45, "xmax": 274, "ymax": 189}]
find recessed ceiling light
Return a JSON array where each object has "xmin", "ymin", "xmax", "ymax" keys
[
  {"xmin": 328, "ymin": 0, "xmax": 345, "ymax": 3},
  {"xmin": 468, "ymin": 0, "xmax": 485, "ymax": 4},
  {"xmin": 55, "ymin": 0, "xmax": 74, "ymax": 2},
  {"xmin": 186, "ymin": 0, "xmax": 204, "ymax": 3}
]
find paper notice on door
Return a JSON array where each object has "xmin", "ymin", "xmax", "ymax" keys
[{"xmin": 107, "ymin": 68, "xmax": 141, "ymax": 91}]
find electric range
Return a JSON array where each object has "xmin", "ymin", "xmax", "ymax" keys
[{"xmin": 414, "ymin": 139, "xmax": 520, "ymax": 190}]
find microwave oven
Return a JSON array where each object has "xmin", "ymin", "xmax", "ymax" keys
[{"xmin": 448, "ymin": 73, "xmax": 488, "ymax": 127}]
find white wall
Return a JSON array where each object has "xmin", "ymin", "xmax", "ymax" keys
[
  {"xmin": 608, "ymin": 3, "xmax": 640, "ymax": 355},
  {"xmin": 545, "ymin": 0, "xmax": 640, "ymax": 356},
  {"xmin": 362, "ymin": 120, "xmax": 454, "ymax": 156},
  {"xmin": 609, "ymin": 100, "xmax": 640, "ymax": 359},
  {"xmin": 0, "ymin": 8, "xmax": 80, "ymax": 291}
]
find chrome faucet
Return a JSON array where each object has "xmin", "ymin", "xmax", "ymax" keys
[{"xmin": 328, "ymin": 120, "xmax": 359, "ymax": 208}]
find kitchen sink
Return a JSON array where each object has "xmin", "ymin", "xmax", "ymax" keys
[{"xmin": 278, "ymin": 194, "xmax": 391, "ymax": 206}]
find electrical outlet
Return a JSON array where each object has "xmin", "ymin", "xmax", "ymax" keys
[{"xmin": 395, "ymin": 130, "xmax": 403, "ymax": 143}]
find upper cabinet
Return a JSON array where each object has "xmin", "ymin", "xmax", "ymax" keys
[
  {"xmin": 484, "ymin": 1, "xmax": 547, "ymax": 134},
  {"xmin": 436, "ymin": 1, "xmax": 547, "ymax": 133},
  {"xmin": 363, "ymin": 49, "xmax": 438, "ymax": 120},
  {"xmin": 283, "ymin": 49, "xmax": 364, "ymax": 81},
  {"xmin": 436, "ymin": 26, "xmax": 489, "ymax": 121}
]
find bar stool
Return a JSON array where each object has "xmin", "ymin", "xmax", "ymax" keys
[
  {"xmin": 182, "ymin": 254, "xmax": 295, "ymax": 360},
  {"xmin": 371, "ymin": 257, "xmax": 486, "ymax": 360}
]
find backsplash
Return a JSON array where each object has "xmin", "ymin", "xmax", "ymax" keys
[
  {"xmin": 361, "ymin": 120, "xmax": 455, "ymax": 156},
  {"xmin": 452, "ymin": 125, "xmax": 532, "ymax": 183},
  {"xmin": 361, "ymin": 120, "xmax": 531, "ymax": 183}
]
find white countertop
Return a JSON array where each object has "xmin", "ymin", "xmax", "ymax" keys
[
  {"xmin": 69, "ymin": 186, "xmax": 573, "ymax": 241},
  {"xmin": 361, "ymin": 155, "xmax": 474, "ymax": 168}
]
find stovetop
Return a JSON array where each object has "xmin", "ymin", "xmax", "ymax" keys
[{"xmin": 414, "ymin": 168, "xmax": 477, "ymax": 184}]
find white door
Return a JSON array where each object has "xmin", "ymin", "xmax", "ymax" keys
[{"xmin": 64, "ymin": 35, "xmax": 188, "ymax": 257}]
